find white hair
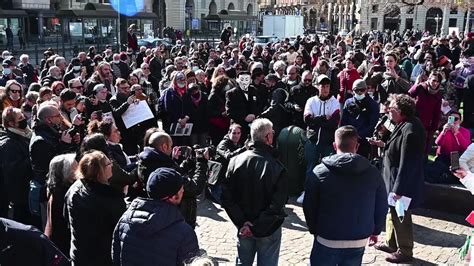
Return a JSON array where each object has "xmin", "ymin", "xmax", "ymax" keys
[
  {"xmin": 273, "ymin": 60, "xmax": 287, "ymax": 72},
  {"xmin": 250, "ymin": 118, "xmax": 273, "ymax": 143},
  {"xmin": 19, "ymin": 54, "xmax": 29, "ymax": 62}
]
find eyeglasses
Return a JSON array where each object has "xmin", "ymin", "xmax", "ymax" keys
[
  {"xmin": 304, "ymin": 79, "xmax": 312, "ymax": 82},
  {"xmin": 10, "ymin": 89, "xmax": 21, "ymax": 93},
  {"xmin": 453, "ymin": 117, "xmax": 460, "ymax": 121}
]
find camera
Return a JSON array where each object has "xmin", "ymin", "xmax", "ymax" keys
[{"xmin": 347, "ymin": 102, "xmax": 361, "ymax": 116}]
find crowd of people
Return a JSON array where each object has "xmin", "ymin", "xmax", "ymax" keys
[{"xmin": 0, "ymin": 26, "xmax": 473, "ymax": 265}]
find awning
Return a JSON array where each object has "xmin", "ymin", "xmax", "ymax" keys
[
  {"xmin": 204, "ymin": 9, "xmax": 258, "ymax": 21},
  {"xmin": 0, "ymin": 9, "xmax": 27, "ymax": 17}
]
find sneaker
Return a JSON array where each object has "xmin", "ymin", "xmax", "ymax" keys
[
  {"xmin": 296, "ymin": 191, "xmax": 305, "ymax": 204},
  {"xmin": 373, "ymin": 243, "xmax": 396, "ymax": 254},
  {"xmin": 385, "ymin": 251, "xmax": 413, "ymax": 263}
]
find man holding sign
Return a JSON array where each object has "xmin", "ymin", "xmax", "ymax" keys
[{"xmin": 110, "ymin": 78, "xmax": 154, "ymax": 155}]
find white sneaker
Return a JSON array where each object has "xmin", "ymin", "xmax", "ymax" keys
[{"xmin": 296, "ymin": 191, "xmax": 305, "ymax": 204}]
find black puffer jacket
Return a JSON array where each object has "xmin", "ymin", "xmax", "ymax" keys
[
  {"xmin": 64, "ymin": 180, "xmax": 125, "ymax": 266},
  {"xmin": 112, "ymin": 198, "xmax": 199, "ymax": 266},
  {"xmin": 0, "ymin": 218, "xmax": 70, "ymax": 266},
  {"xmin": 222, "ymin": 141, "xmax": 287, "ymax": 237}
]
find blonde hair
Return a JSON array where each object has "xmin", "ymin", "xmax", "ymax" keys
[{"xmin": 76, "ymin": 150, "xmax": 109, "ymax": 183}]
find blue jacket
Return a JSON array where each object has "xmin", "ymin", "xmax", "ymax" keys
[
  {"xmin": 112, "ymin": 198, "xmax": 199, "ymax": 266},
  {"xmin": 158, "ymin": 87, "xmax": 188, "ymax": 133},
  {"xmin": 341, "ymin": 96, "xmax": 379, "ymax": 139},
  {"xmin": 303, "ymin": 153, "xmax": 387, "ymax": 240}
]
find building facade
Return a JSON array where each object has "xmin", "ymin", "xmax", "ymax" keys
[{"xmin": 271, "ymin": 0, "xmax": 473, "ymax": 35}]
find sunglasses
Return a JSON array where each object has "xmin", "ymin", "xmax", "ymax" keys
[
  {"xmin": 304, "ymin": 79, "xmax": 312, "ymax": 82},
  {"xmin": 10, "ymin": 89, "xmax": 21, "ymax": 93}
]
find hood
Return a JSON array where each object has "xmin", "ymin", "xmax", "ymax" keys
[
  {"xmin": 321, "ymin": 153, "xmax": 371, "ymax": 176},
  {"xmin": 125, "ymin": 198, "xmax": 184, "ymax": 233}
]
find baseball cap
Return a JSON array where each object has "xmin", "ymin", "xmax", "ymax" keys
[
  {"xmin": 352, "ymin": 79, "xmax": 367, "ymax": 91},
  {"xmin": 147, "ymin": 168, "xmax": 183, "ymax": 200},
  {"xmin": 2, "ymin": 59, "xmax": 14, "ymax": 67},
  {"xmin": 316, "ymin": 74, "xmax": 330, "ymax": 85}
]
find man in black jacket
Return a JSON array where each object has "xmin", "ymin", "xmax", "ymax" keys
[
  {"xmin": 222, "ymin": 118, "xmax": 287, "ymax": 265},
  {"xmin": 137, "ymin": 131, "xmax": 208, "ymax": 228},
  {"xmin": 286, "ymin": 70, "xmax": 317, "ymax": 129},
  {"xmin": 149, "ymin": 48, "xmax": 164, "ymax": 82},
  {"xmin": 303, "ymin": 126, "xmax": 387, "ymax": 265},
  {"xmin": 226, "ymin": 71, "xmax": 258, "ymax": 140},
  {"xmin": 30, "ymin": 104, "xmax": 74, "ymax": 228},
  {"xmin": 109, "ymin": 78, "xmax": 140, "ymax": 155}
]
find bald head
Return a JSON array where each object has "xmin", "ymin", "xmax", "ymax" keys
[
  {"xmin": 149, "ymin": 132, "xmax": 173, "ymax": 155},
  {"xmin": 37, "ymin": 104, "xmax": 60, "ymax": 121}
]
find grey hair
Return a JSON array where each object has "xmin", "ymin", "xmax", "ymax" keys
[
  {"xmin": 54, "ymin": 56, "xmax": 66, "ymax": 66},
  {"xmin": 250, "ymin": 118, "xmax": 273, "ymax": 143},
  {"xmin": 273, "ymin": 60, "xmax": 287, "ymax": 72},
  {"xmin": 25, "ymin": 91, "xmax": 39, "ymax": 102},
  {"xmin": 48, "ymin": 66, "xmax": 60, "ymax": 75},
  {"xmin": 46, "ymin": 153, "xmax": 77, "ymax": 195}
]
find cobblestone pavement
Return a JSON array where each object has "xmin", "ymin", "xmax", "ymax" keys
[{"xmin": 195, "ymin": 197, "xmax": 472, "ymax": 265}]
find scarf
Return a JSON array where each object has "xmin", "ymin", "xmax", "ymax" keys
[{"xmin": 7, "ymin": 127, "xmax": 32, "ymax": 139}]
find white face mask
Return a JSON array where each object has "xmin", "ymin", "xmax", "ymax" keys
[
  {"xmin": 238, "ymin": 74, "xmax": 251, "ymax": 91},
  {"xmin": 113, "ymin": 60, "xmax": 120, "ymax": 64},
  {"xmin": 3, "ymin": 68, "xmax": 11, "ymax": 75},
  {"xmin": 9, "ymin": 92, "xmax": 20, "ymax": 101},
  {"xmin": 73, "ymin": 66, "xmax": 81, "ymax": 71},
  {"xmin": 354, "ymin": 93, "xmax": 365, "ymax": 101}
]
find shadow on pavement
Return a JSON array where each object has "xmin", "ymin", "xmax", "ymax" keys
[
  {"xmin": 283, "ymin": 207, "xmax": 308, "ymax": 232},
  {"xmin": 413, "ymin": 223, "xmax": 467, "ymax": 248},
  {"xmin": 197, "ymin": 199, "xmax": 228, "ymax": 222},
  {"xmin": 413, "ymin": 208, "xmax": 470, "ymax": 227},
  {"xmin": 411, "ymin": 257, "xmax": 438, "ymax": 265}
]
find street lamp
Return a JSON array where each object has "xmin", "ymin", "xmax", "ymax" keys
[{"xmin": 434, "ymin": 14, "xmax": 441, "ymax": 36}]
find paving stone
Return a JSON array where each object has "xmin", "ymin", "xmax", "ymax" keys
[{"xmin": 195, "ymin": 198, "xmax": 471, "ymax": 265}]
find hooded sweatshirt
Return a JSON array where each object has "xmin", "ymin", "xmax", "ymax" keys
[
  {"xmin": 112, "ymin": 198, "xmax": 199, "ymax": 265},
  {"xmin": 303, "ymin": 153, "xmax": 387, "ymax": 247}
]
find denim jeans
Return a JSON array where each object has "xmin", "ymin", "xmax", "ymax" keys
[
  {"xmin": 310, "ymin": 239, "xmax": 365, "ymax": 266},
  {"xmin": 304, "ymin": 140, "xmax": 334, "ymax": 177},
  {"xmin": 236, "ymin": 226, "xmax": 281, "ymax": 266}
]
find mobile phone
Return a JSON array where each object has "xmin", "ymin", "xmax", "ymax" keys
[
  {"xmin": 447, "ymin": 115, "xmax": 455, "ymax": 125},
  {"xmin": 450, "ymin": 151, "xmax": 460, "ymax": 171},
  {"xmin": 372, "ymin": 65, "xmax": 386, "ymax": 72}
]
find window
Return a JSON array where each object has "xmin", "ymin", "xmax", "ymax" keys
[
  {"xmin": 450, "ymin": 7, "xmax": 457, "ymax": 14},
  {"xmin": 405, "ymin": 18, "xmax": 413, "ymax": 29},
  {"xmin": 371, "ymin": 18, "xmax": 378, "ymax": 30},
  {"xmin": 449, "ymin": 18, "xmax": 457, "ymax": 27},
  {"xmin": 372, "ymin": 5, "xmax": 378, "ymax": 13}
]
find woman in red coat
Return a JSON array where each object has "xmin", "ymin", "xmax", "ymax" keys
[{"xmin": 338, "ymin": 57, "xmax": 360, "ymax": 104}]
